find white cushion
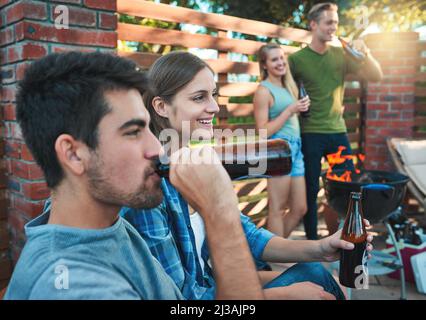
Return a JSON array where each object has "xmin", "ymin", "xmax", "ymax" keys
[
  {"xmin": 404, "ymin": 164, "xmax": 426, "ymax": 196},
  {"xmin": 396, "ymin": 140, "xmax": 426, "ymax": 166}
]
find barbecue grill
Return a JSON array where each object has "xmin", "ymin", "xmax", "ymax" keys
[{"xmin": 322, "ymin": 169, "xmax": 410, "ymax": 299}]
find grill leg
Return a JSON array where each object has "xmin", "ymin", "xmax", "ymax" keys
[{"xmin": 385, "ymin": 221, "xmax": 407, "ymax": 300}]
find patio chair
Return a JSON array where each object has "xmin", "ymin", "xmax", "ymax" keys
[{"xmin": 387, "ymin": 138, "xmax": 426, "ymax": 212}]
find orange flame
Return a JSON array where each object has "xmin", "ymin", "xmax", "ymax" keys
[{"xmin": 326, "ymin": 147, "xmax": 365, "ymax": 182}]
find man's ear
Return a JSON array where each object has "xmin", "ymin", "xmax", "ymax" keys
[
  {"xmin": 309, "ymin": 20, "xmax": 316, "ymax": 31},
  {"xmin": 151, "ymin": 96, "xmax": 169, "ymax": 118},
  {"xmin": 54, "ymin": 134, "xmax": 90, "ymax": 176}
]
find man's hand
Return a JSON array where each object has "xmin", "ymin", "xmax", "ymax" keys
[
  {"xmin": 264, "ymin": 282, "xmax": 336, "ymax": 300},
  {"xmin": 319, "ymin": 219, "xmax": 374, "ymax": 262},
  {"xmin": 353, "ymin": 38, "xmax": 383, "ymax": 82},
  {"xmin": 169, "ymin": 146, "xmax": 239, "ymax": 222},
  {"xmin": 351, "ymin": 39, "xmax": 370, "ymax": 56},
  {"xmin": 170, "ymin": 146, "xmax": 264, "ymax": 300}
]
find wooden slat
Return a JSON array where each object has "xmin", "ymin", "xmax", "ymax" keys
[
  {"xmin": 414, "ymin": 116, "xmax": 426, "ymax": 127},
  {"xmin": 218, "ymin": 96, "xmax": 231, "ymax": 105},
  {"xmin": 118, "ymin": 52, "xmax": 260, "ymax": 75},
  {"xmin": 416, "ymin": 87, "xmax": 426, "ymax": 97},
  {"xmin": 236, "ymin": 180, "xmax": 267, "ymax": 214},
  {"xmin": 215, "ymin": 123, "xmax": 256, "ymax": 131},
  {"xmin": 117, "ymin": 23, "xmax": 299, "ymax": 56},
  {"xmin": 218, "ymin": 103, "xmax": 254, "ymax": 118},
  {"xmin": 413, "ymin": 131, "xmax": 426, "ymax": 138},
  {"xmin": 117, "ymin": 0, "xmax": 311, "ymax": 43},
  {"xmin": 247, "ymin": 209, "xmax": 268, "ymax": 222},
  {"xmin": 351, "ymin": 147, "xmax": 360, "ymax": 155},
  {"xmin": 219, "ymin": 103, "xmax": 362, "ymax": 119},
  {"xmin": 417, "ymin": 72, "xmax": 426, "ymax": 82},
  {"xmin": 345, "ymin": 118, "xmax": 361, "ymax": 129},
  {"xmin": 207, "ymin": 60, "xmax": 259, "ymax": 76},
  {"xmin": 344, "ymin": 74, "xmax": 362, "ymax": 82},
  {"xmin": 218, "ymin": 117, "xmax": 362, "ymax": 131},
  {"xmin": 238, "ymin": 191, "xmax": 268, "ymax": 204},
  {"xmin": 246, "ymin": 198, "xmax": 268, "ymax": 217},
  {"xmin": 244, "ymin": 179, "xmax": 267, "ymax": 197},
  {"xmin": 218, "ymin": 82, "xmax": 258, "ymax": 97},
  {"xmin": 233, "ymin": 178, "xmax": 265, "ymax": 194},
  {"xmin": 345, "ymin": 88, "xmax": 362, "ymax": 97},
  {"xmin": 419, "ymin": 57, "xmax": 426, "ymax": 67},
  {"xmin": 118, "ymin": 51, "xmax": 160, "ymax": 68},
  {"xmin": 344, "ymin": 103, "xmax": 362, "ymax": 113},
  {"xmin": 347, "ymin": 132, "xmax": 361, "ymax": 143},
  {"xmin": 416, "ymin": 103, "xmax": 426, "ymax": 113}
]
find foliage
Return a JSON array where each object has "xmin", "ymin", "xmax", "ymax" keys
[
  {"xmin": 339, "ymin": 0, "xmax": 426, "ymax": 36},
  {"xmin": 207, "ymin": 0, "xmax": 425, "ymax": 36}
]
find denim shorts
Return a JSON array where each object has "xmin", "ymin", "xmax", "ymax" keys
[{"xmin": 270, "ymin": 133, "xmax": 305, "ymax": 177}]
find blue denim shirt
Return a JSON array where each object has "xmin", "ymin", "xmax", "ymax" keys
[{"xmin": 120, "ymin": 178, "xmax": 275, "ymax": 300}]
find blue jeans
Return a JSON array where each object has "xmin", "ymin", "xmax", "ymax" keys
[
  {"xmin": 301, "ymin": 133, "xmax": 354, "ymax": 240},
  {"xmin": 264, "ymin": 262, "xmax": 346, "ymax": 300}
]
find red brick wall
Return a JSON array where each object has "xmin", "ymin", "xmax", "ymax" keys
[
  {"xmin": 363, "ymin": 32, "xmax": 419, "ymax": 170},
  {"xmin": 0, "ymin": 0, "xmax": 117, "ymax": 289}
]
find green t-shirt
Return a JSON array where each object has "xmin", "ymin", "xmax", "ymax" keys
[{"xmin": 288, "ymin": 45, "xmax": 361, "ymax": 133}]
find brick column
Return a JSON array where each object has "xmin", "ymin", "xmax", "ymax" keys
[
  {"xmin": 0, "ymin": 0, "xmax": 117, "ymax": 286},
  {"xmin": 363, "ymin": 32, "xmax": 419, "ymax": 171}
]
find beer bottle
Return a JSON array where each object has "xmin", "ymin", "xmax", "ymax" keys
[
  {"xmin": 338, "ymin": 37, "xmax": 366, "ymax": 62},
  {"xmin": 298, "ymin": 81, "xmax": 310, "ymax": 118},
  {"xmin": 339, "ymin": 192, "xmax": 369, "ymax": 289},
  {"xmin": 155, "ymin": 138, "xmax": 292, "ymax": 180}
]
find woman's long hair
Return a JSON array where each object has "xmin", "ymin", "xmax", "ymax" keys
[{"xmin": 257, "ymin": 43, "xmax": 299, "ymax": 100}]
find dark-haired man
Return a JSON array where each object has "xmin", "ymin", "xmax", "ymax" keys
[
  {"xmin": 4, "ymin": 52, "xmax": 264, "ymax": 300},
  {"xmin": 288, "ymin": 3, "xmax": 383, "ymax": 240}
]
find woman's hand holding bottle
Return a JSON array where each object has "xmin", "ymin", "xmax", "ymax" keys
[{"xmin": 287, "ymin": 96, "xmax": 310, "ymax": 115}]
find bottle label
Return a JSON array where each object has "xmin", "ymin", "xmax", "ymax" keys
[
  {"xmin": 339, "ymin": 241, "xmax": 369, "ymax": 289},
  {"xmin": 354, "ymin": 248, "xmax": 369, "ymax": 290}
]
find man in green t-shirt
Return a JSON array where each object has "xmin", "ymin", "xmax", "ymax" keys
[{"xmin": 288, "ymin": 3, "xmax": 382, "ymax": 240}]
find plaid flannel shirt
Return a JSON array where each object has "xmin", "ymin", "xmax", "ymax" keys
[{"xmin": 120, "ymin": 178, "xmax": 274, "ymax": 300}]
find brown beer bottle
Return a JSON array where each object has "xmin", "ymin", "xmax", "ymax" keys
[
  {"xmin": 155, "ymin": 138, "xmax": 292, "ymax": 180},
  {"xmin": 339, "ymin": 192, "xmax": 369, "ymax": 289},
  {"xmin": 338, "ymin": 37, "xmax": 366, "ymax": 62},
  {"xmin": 298, "ymin": 81, "xmax": 310, "ymax": 118}
]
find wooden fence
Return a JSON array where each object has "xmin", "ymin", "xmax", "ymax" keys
[
  {"xmin": 116, "ymin": 0, "xmax": 366, "ymax": 225},
  {"xmin": 415, "ymin": 41, "xmax": 426, "ymax": 138}
]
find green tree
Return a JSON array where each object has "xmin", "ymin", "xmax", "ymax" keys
[
  {"xmin": 207, "ymin": 0, "xmax": 425, "ymax": 36},
  {"xmin": 340, "ymin": 0, "xmax": 425, "ymax": 36}
]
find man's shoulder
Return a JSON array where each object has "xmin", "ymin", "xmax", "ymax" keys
[
  {"xmin": 329, "ymin": 45, "xmax": 345, "ymax": 57},
  {"xmin": 4, "ymin": 241, "xmax": 54, "ymax": 299},
  {"xmin": 6, "ymin": 255, "xmax": 139, "ymax": 300},
  {"xmin": 288, "ymin": 47, "xmax": 312, "ymax": 73},
  {"xmin": 289, "ymin": 46, "xmax": 310, "ymax": 61},
  {"xmin": 290, "ymin": 45, "xmax": 344, "ymax": 59}
]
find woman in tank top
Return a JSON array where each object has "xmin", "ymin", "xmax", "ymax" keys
[{"xmin": 254, "ymin": 43, "xmax": 310, "ymax": 238}]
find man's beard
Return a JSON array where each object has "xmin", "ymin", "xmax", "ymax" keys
[{"xmin": 86, "ymin": 156, "xmax": 163, "ymax": 209}]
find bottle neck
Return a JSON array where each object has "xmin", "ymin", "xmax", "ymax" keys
[
  {"xmin": 342, "ymin": 195, "xmax": 367, "ymax": 242},
  {"xmin": 338, "ymin": 37, "xmax": 366, "ymax": 62}
]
